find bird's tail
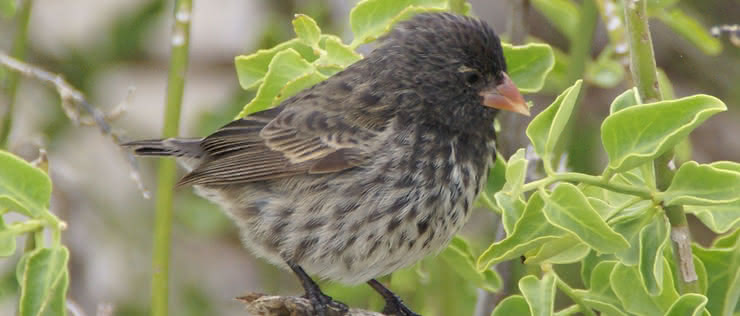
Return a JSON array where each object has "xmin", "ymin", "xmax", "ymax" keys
[{"xmin": 121, "ymin": 138, "xmax": 204, "ymax": 158}]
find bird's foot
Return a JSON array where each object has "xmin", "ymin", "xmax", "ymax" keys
[
  {"xmin": 303, "ymin": 290, "xmax": 349, "ymax": 316},
  {"xmin": 367, "ymin": 279, "xmax": 421, "ymax": 316}
]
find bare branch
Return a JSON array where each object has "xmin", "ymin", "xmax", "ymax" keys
[
  {"xmin": 237, "ymin": 293, "xmax": 386, "ymax": 316},
  {"xmin": 0, "ymin": 51, "xmax": 150, "ymax": 199}
]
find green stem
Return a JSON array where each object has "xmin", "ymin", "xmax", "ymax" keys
[
  {"xmin": 6, "ymin": 220, "xmax": 44, "ymax": 235},
  {"xmin": 555, "ymin": 277, "xmax": 597, "ymax": 316},
  {"xmin": 522, "ymin": 172, "xmax": 653, "ymax": 199},
  {"xmin": 151, "ymin": 1, "xmax": 192, "ymax": 315},
  {"xmin": 0, "ymin": 0, "xmax": 33, "ymax": 148},
  {"xmin": 622, "ymin": 0, "xmax": 698, "ymax": 294},
  {"xmin": 566, "ymin": 0, "xmax": 598, "ymax": 84}
]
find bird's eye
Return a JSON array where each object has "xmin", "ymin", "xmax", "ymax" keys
[{"xmin": 464, "ymin": 72, "xmax": 481, "ymax": 85}]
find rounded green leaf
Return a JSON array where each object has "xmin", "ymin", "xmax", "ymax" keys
[
  {"xmin": 610, "ymin": 261, "xmax": 679, "ymax": 315},
  {"xmin": 601, "ymin": 95, "xmax": 726, "ymax": 173},
  {"xmin": 234, "ymin": 39, "xmax": 318, "ymax": 90},
  {"xmin": 492, "ymin": 295, "xmax": 532, "ymax": 316},
  {"xmin": 543, "ymin": 183, "xmax": 630, "ymax": 254},
  {"xmin": 524, "ymin": 235, "xmax": 589, "ymax": 264},
  {"xmin": 292, "ymin": 14, "xmax": 321, "ymax": 48},
  {"xmin": 18, "ymin": 247, "xmax": 70, "ymax": 316},
  {"xmin": 503, "ymin": 43, "xmax": 555, "ymax": 93},
  {"xmin": 638, "ymin": 215, "xmax": 669, "ymax": 295},
  {"xmin": 586, "ymin": 58, "xmax": 625, "ymax": 88},
  {"xmin": 609, "ymin": 87, "xmax": 641, "ymax": 114},
  {"xmin": 318, "ymin": 35, "xmax": 363, "ymax": 69},
  {"xmin": 274, "ymin": 71, "xmax": 327, "ymax": 105},
  {"xmin": 610, "ymin": 205, "xmax": 658, "ymax": 266},
  {"xmin": 238, "ymin": 49, "xmax": 317, "ymax": 117},
  {"xmin": 664, "ymin": 294, "xmax": 708, "ymax": 316},
  {"xmin": 693, "ymin": 243, "xmax": 740, "ymax": 316},
  {"xmin": 477, "ymin": 192, "xmax": 564, "ymax": 270},
  {"xmin": 349, "ymin": 0, "xmax": 447, "ymax": 46},
  {"xmin": 526, "ymin": 80, "xmax": 583, "ymax": 165},
  {"xmin": 663, "ymin": 161, "xmax": 740, "ymax": 206},
  {"xmin": 686, "ymin": 201, "xmax": 740, "ymax": 234},
  {"xmin": 440, "ymin": 236, "xmax": 502, "ymax": 292},
  {"xmin": 519, "ymin": 274, "xmax": 556, "ymax": 316},
  {"xmin": 0, "ymin": 151, "xmax": 52, "ymax": 218}
]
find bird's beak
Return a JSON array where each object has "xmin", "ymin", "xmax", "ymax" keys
[{"xmin": 480, "ymin": 73, "xmax": 530, "ymax": 116}]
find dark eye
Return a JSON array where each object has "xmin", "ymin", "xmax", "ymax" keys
[{"xmin": 464, "ymin": 72, "xmax": 481, "ymax": 85}]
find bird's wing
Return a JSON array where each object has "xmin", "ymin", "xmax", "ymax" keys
[{"xmin": 177, "ymin": 105, "xmax": 376, "ymax": 186}]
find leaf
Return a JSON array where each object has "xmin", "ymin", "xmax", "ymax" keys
[
  {"xmin": 477, "ymin": 192, "xmax": 564, "ymax": 270},
  {"xmin": 485, "ymin": 153, "xmax": 507, "ymax": 197},
  {"xmin": 519, "ymin": 274, "xmax": 556, "ymax": 316},
  {"xmin": 693, "ymin": 243, "xmax": 740, "ymax": 316},
  {"xmin": 492, "ymin": 295, "xmax": 532, "ymax": 316},
  {"xmin": 526, "ymin": 80, "xmax": 583, "ymax": 166},
  {"xmin": 524, "ymin": 235, "xmax": 589, "ymax": 264},
  {"xmin": 601, "ymin": 95, "xmax": 727, "ymax": 173},
  {"xmin": 656, "ymin": 9, "xmax": 722, "ymax": 56},
  {"xmin": 638, "ymin": 215, "xmax": 669, "ymax": 295},
  {"xmin": 496, "ymin": 149, "xmax": 528, "ymax": 234},
  {"xmin": 609, "ymin": 87, "xmax": 641, "ymax": 114},
  {"xmin": 440, "ymin": 236, "xmax": 502, "ymax": 292},
  {"xmin": 18, "ymin": 247, "xmax": 70, "ymax": 316},
  {"xmin": 234, "ymin": 39, "xmax": 318, "ymax": 90},
  {"xmin": 349, "ymin": 0, "xmax": 447, "ymax": 46},
  {"xmin": 664, "ymin": 294, "xmax": 709, "ymax": 316},
  {"xmin": 610, "ymin": 205, "xmax": 658, "ymax": 266},
  {"xmin": 663, "ymin": 161, "xmax": 740, "ymax": 206},
  {"xmin": 0, "ymin": 216, "xmax": 17, "ymax": 256},
  {"xmin": 495, "ymin": 192, "xmax": 526, "ymax": 235},
  {"xmin": 530, "ymin": 0, "xmax": 579, "ymax": 39},
  {"xmin": 610, "ymin": 261, "xmax": 679, "ymax": 315},
  {"xmin": 687, "ymin": 202, "xmax": 740, "ymax": 234},
  {"xmin": 542, "ymin": 183, "xmax": 629, "ymax": 254},
  {"xmin": 274, "ymin": 71, "xmax": 327, "ymax": 104},
  {"xmin": 573, "ymin": 261, "xmax": 629, "ymax": 316},
  {"xmin": 502, "ymin": 43, "xmax": 555, "ymax": 93},
  {"xmin": 0, "ymin": 151, "xmax": 52, "ymax": 218},
  {"xmin": 238, "ymin": 49, "xmax": 316, "ymax": 117},
  {"xmin": 318, "ymin": 35, "xmax": 363, "ymax": 68},
  {"xmin": 586, "ymin": 56, "xmax": 625, "ymax": 88},
  {"xmin": 292, "ymin": 14, "xmax": 321, "ymax": 48}
]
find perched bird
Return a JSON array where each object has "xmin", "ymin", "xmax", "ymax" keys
[{"xmin": 124, "ymin": 12, "xmax": 528, "ymax": 316}]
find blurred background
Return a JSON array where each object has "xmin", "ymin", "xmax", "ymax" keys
[{"xmin": 0, "ymin": 0, "xmax": 738, "ymax": 315}]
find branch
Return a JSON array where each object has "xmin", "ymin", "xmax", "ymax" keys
[
  {"xmin": 237, "ymin": 294, "xmax": 385, "ymax": 316},
  {"xmin": 0, "ymin": 52, "xmax": 150, "ymax": 199}
]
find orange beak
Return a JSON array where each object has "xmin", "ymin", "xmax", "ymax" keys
[{"xmin": 480, "ymin": 73, "xmax": 530, "ymax": 116}]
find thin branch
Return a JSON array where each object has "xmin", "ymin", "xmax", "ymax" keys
[
  {"xmin": 0, "ymin": 0, "xmax": 33, "ymax": 147},
  {"xmin": 0, "ymin": 52, "xmax": 150, "ymax": 199},
  {"xmin": 237, "ymin": 294, "xmax": 385, "ymax": 316}
]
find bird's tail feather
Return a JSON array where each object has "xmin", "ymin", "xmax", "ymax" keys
[{"xmin": 121, "ymin": 138, "xmax": 204, "ymax": 158}]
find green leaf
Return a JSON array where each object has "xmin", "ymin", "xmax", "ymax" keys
[
  {"xmin": 440, "ymin": 236, "xmax": 502, "ymax": 292},
  {"xmin": 496, "ymin": 148, "xmax": 528, "ymax": 234},
  {"xmin": 238, "ymin": 49, "xmax": 317, "ymax": 117},
  {"xmin": 495, "ymin": 192, "xmax": 526, "ymax": 235},
  {"xmin": 542, "ymin": 183, "xmax": 629, "ymax": 254},
  {"xmin": 712, "ymin": 227, "xmax": 740, "ymax": 248},
  {"xmin": 609, "ymin": 87, "xmax": 641, "ymax": 114},
  {"xmin": 664, "ymin": 294, "xmax": 709, "ymax": 316},
  {"xmin": 610, "ymin": 261, "xmax": 679, "ymax": 315},
  {"xmin": 526, "ymin": 80, "xmax": 583, "ymax": 168},
  {"xmin": 292, "ymin": 14, "xmax": 321, "ymax": 48},
  {"xmin": 610, "ymin": 205, "xmax": 658, "ymax": 266},
  {"xmin": 663, "ymin": 161, "xmax": 740, "ymax": 206},
  {"xmin": 519, "ymin": 274, "xmax": 556, "ymax": 316},
  {"xmin": 0, "ymin": 0, "xmax": 15, "ymax": 18},
  {"xmin": 585, "ymin": 55, "xmax": 625, "ymax": 88},
  {"xmin": 349, "ymin": 0, "xmax": 447, "ymax": 46},
  {"xmin": 0, "ymin": 151, "xmax": 52, "ymax": 218},
  {"xmin": 274, "ymin": 71, "xmax": 327, "ymax": 104},
  {"xmin": 18, "ymin": 247, "xmax": 70, "ymax": 316},
  {"xmin": 485, "ymin": 153, "xmax": 507, "ymax": 197},
  {"xmin": 524, "ymin": 236, "xmax": 589, "ymax": 264},
  {"xmin": 318, "ymin": 35, "xmax": 363, "ymax": 68},
  {"xmin": 492, "ymin": 295, "xmax": 532, "ymax": 316},
  {"xmin": 234, "ymin": 39, "xmax": 318, "ymax": 90},
  {"xmin": 0, "ymin": 216, "xmax": 17, "ymax": 256},
  {"xmin": 656, "ymin": 9, "xmax": 722, "ymax": 56},
  {"xmin": 638, "ymin": 215, "xmax": 669, "ymax": 295},
  {"xmin": 574, "ymin": 261, "xmax": 629, "ymax": 316},
  {"xmin": 503, "ymin": 43, "xmax": 555, "ymax": 93},
  {"xmin": 530, "ymin": 0, "xmax": 579, "ymax": 40},
  {"xmin": 601, "ymin": 95, "xmax": 727, "ymax": 173},
  {"xmin": 693, "ymin": 243, "xmax": 740, "ymax": 316},
  {"xmin": 477, "ymin": 192, "xmax": 564, "ymax": 270},
  {"xmin": 687, "ymin": 201, "xmax": 740, "ymax": 234}
]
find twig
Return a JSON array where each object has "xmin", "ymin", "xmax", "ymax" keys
[
  {"xmin": 0, "ymin": 52, "xmax": 150, "ymax": 199},
  {"xmin": 0, "ymin": 0, "xmax": 33, "ymax": 147},
  {"xmin": 237, "ymin": 293, "xmax": 385, "ymax": 316}
]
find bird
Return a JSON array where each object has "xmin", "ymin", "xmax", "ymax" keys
[{"xmin": 123, "ymin": 12, "xmax": 528, "ymax": 316}]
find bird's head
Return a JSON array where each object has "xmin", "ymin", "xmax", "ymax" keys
[{"xmin": 372, "ymin": 13, "xmax": 529, "ymax": 135}]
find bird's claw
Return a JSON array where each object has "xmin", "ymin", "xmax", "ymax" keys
[
  {"xmin": 304, "ymin": 291, "xmax": 348, "ymax": 316},
  {"xmin": 382, "ymin": 300, "xmax": 421, "ymax": 316}
]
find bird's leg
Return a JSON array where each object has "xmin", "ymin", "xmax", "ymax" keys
[
  {"xmin": 367, "ymin": 279, "xmax": 421, "ymax": 316},
  {"xmin": 287, "ymin": 261, "xmax": 349, "ymax": 316}
]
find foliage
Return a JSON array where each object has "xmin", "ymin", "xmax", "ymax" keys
[{"xmin": 0, "ymin": 151, "xmax": 68, "ymax": 316}]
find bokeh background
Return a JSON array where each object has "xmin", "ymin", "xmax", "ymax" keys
[{"xmin": 0, "ymin": 0, "xmax": 738, "ymax": 315}]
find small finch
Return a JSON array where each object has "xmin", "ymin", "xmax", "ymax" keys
[{"xmin": 124, "ymin": 12, "xmax": 528, "ymax": 316}]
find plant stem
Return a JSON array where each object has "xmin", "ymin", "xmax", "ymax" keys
[
  {"xmin": 0, "ymin": 0, "xmax": 33, "ymax": 148},
  {"xmin": 555, "ymin": 277, "xmax": 597, "ymax": 316},
  {"xmin": 621, "ymin": 0, "xmax": 699, "ymax": 294},
  {"xmin": 566, "ymin": 0, "xmax": 598, "ymax": 84},
  {"xmin": 151, "ymin": 1, "xmax": 192, "ymax": 315},
  {"xmin": 521, "ymin": 172, "xmax": 653, "ymax": 199}
]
